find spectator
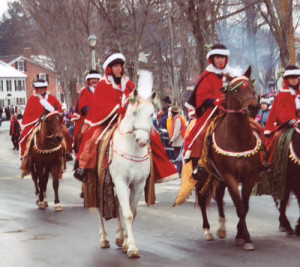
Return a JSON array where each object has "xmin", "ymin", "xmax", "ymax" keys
[
  {"xmin": 256, "ymin": 97, "xmax": 271, "ymax": 127},
  {"xmin": 0, "ymin": 107, "xmax": 3, "ymax": 126},
  {"xmin": 5, "ymin": 106, "xmax": 10, "ymax": 120},
  {"xmin": 9, "ymin": 112, "xmax": 21, "ymax": 150}
]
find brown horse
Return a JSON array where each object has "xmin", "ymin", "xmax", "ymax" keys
[
  {"xmin": 277, "ymin": 128, "xmax": 300, "ymax": 236},
  {"xmin": 197, "ymin": 67, "xmax": 262, "ymax": 250},
  {"xmin": 29, "ymin": 110, "xmax": 65, "ymax": 211}
]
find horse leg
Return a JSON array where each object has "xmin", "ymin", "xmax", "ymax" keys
[
  {"xmin": 37, "ymin": 167, "xmax": 47, "ymax": 210},
  {"xmin": 226, "ymin": 175, "xmax": 253, "ymax": 250},
  {"xmin": 293, "ymin": 173, "xmax": 300, "ymax": 236},
  {"xmin": 197, "ymin": 189, "xmax": 213, "ymax": 241},
  {"xmin": 51, "ymin": 166, "xmax": 62, "ymax": 212},
  {"xmin": 98, "ymin": 209, "xmax": 110, "ymax": 248},
  {"xmin": 215, "ymin": 182, "xmax": 226, "ymax": 239},
  {"xmin": 115, "ymin": 201, "xmax": 125, "ymax": 248},
  {"xmin": 240, "ymin": 179, "xmax": 257, "ymax": 250},
  {"xmin": 114, "ymin": 178, "xmax": 140, "ymax": 258},
  {"xmin": 278, "ymin": 183, "xmax": 294, "ymax": 235},
  {"xmin": 30, "ymin": 164, "xmax": 39, "ymax": 205}
]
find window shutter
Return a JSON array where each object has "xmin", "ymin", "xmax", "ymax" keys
[
  {"xmin": 24, "ymin": 61, "xmax": 27, "ymax": 71},
  {"xmin": 37, "ymin": 74, "xmax": 39, "ymax": 80},
  {"xmin": 15, "ymin": 62, "xmax": 18, "ymax": 69},
  {"xmin": 46, "ymin": 74, "xmax": 49, "ymax": 82}
]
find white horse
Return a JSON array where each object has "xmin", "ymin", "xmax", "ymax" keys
[{"xmin": 98, "ymin": 71, "xmax": 155, "ymax": 258}]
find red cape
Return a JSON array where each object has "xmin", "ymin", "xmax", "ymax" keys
[
  {"xmin": 89, "ymin": 75, "xmax": 135, "ymax": 126},
  {"xmin": 72, "ymin": 86, "xmax": 94, "ymax": 144},
  {"xmin": 264, "ymin": 86, "xmax": 300, "ymax": 135}
]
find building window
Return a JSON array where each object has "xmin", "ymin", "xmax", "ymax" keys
[
  {"xmin": 22, "ymin": 80, "xmax": 25, "ymax": 91},
  {"xmin": 18, "ymin": 61, "xmax": 24, "ymax": 72},
  {"xmin": 6, "ymin": 80, "xmax": 12, "ymax": 92},
  {"xmin": 39, "ymin": 73, "xmax": 47, "ymax": 81},
  {"xmin": 0, "ymin": 80, "xmax": 3, "ymax": 92}
]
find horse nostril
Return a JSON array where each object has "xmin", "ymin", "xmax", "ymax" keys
[{"xmin": 135, "ymin": 138, "xmax": 140, "ymax": 144}]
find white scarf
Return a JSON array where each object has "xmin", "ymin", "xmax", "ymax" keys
[{"xmin": 37, "ymin": 92, "xmax": 55, "ymax": 112}]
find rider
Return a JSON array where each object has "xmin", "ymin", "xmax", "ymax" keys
[
  {"xmin": 184, "ymin": 44, "xmax": 232, "ymax": 180},
  {"xmin": 71, "ymin": 70, "xmax": 101, "ymax": 154},
  {"xmin": 19, "ymin": 79, "xmax": 73, "ymax": 161},
  {"xmin": 74, "ymin": 52, "xmax": 178, "ymax": 182},
  {"xmin": 264, "ymin": 65, "xmax": 300, "ymax": 164}
]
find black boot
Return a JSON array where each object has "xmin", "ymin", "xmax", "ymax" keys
[
  {"xmin": 66, "ymin": 152, "xmax": 73, "ymax": 162},
  {"xmin": 191, "ymin": 158, "xmax": 208, "ymax": 181},
  {"xmin": 74, "ymin": 168, "xmax": 86, "ymax": 182}
]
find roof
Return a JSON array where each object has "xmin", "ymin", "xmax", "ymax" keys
[
  {"xmin": 0, "ymin": 60, "xmax": 27, "ymax": 78},
  {"xmin": 0, "ymin": 55, "xmax": 19, "ymax": 64}
]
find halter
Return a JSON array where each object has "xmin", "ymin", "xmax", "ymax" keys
[
  {"xmin": 223, "ymin": 77, "xmax": 256, "ymax": 114},
  {"xmin": 212, "ymin": 131, "xmax": 262, "ymax": 157},
  {"xmin": 38, "ymin": 111, "xmax": 63, "ymax": 146}
]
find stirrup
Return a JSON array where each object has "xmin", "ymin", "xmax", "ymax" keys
[{"xmin": 192, "ymin": 166, "xmax": 208, "ymax": 181}]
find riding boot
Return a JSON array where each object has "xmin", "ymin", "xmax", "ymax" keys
[
  {"xmin": 74, "ymin": 168, "xmax": 87, "ymax": 182},
  {"xmin": 66, "ymin": 152, "xmax": 73, "ymax": 162},
  {"xmin": 191, "ymin": 157, "xmax": 208, "ymax": 181}
]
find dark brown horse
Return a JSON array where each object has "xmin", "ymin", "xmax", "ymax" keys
[
  {"xmin": 29, "ymin": 110, "xmax": 65, "ymax": 211},
  {"xmin": 277, "ymin": 128, "xmax": 300, "ymax": 236},
  {"xmin": 197, "ymin": 67, "xmax": 262, "ymax": 250}
]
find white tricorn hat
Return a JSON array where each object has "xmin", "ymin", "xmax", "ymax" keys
[
  {"xmin": 102, "ymin": 53, "xmax": 126, "ymax": 70},
  {"xmin": 34, "ymin": 79, "xmax": 48, "ymax": 88}
]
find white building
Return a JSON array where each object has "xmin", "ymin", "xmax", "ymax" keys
[{"xmin": 0, "ymin": 60, "xmax": 27, "ymax": 109}]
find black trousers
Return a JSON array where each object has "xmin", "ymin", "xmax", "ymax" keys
[{"xmin": 11, "ymin": 135, "xmax": 19, "ymax": 150}]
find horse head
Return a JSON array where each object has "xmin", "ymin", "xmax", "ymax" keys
[
  {"xmin": 123, "ymin": 71, "xmax": 155, "ymax": 147},
  {"xmin": 125, "ymin": 90, "xmax": 155, "ymax": 147},
  {"xmin": 224, "ymin": 66, "xmax": 259, "ymax": 117},
  {"xmin": 40, "ymin": 110, "xmax": 64, "ymax": 143}
]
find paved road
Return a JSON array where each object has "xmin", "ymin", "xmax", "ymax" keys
[{"xmin": 0, "ymin": 121, "xmax": 299, "ymax": 267}]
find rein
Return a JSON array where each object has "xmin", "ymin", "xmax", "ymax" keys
[{"xmin": 212, "ymin": 131, "xmax": 262, "ymax": 157}]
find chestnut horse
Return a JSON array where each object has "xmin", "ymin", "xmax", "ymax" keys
[
  {"xmin": 29, "ymin": 110, "xmax": 65, "ymax": 211},
  {"xmin": 197, "ymin": 67, "xmax": 262, "ymax": 250},
  {"xmin": 277, "ymin": 127, "xmax": 300, "ymax": 236}
]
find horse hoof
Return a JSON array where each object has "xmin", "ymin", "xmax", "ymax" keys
[
  {"xmin": 38, "ymin": 202, "xmax": 46, "ymax": 210},
  {"xmin": 235, "ymin": 238, "xmax": 245, "ymax": 246},
  {"xmin": 122, "ymin": 245, "xmax": 128, "ymax": 253},
  {"xmin": 55, "ymin": 204, "xmax": 63, "ymax": 212},
  {"xmin": 44, "ymin": 201, "xmax": 48, "ymax": 208},
  {"xmin": 243, "ymin": 242, "xmax": 255, "ymax": 251},
  {"xmin": 100, "ymin": 240, "xmax": 110, "ymax": 248},
  {"xmin": 204, "ymin": 233, "xmax": 214, "ymax": 241},
  {"xmin": 286, "ymin": 230, "xmax": 295, "ymax": 237},
  {"xmin": 115, "ymin": 238, "xmax": 124, "ymax": 247},
  {"xmin": 217, "ymin": 229, "xmax": 226, "ymax": 239},
  {"xmin": 127, "ymin": 250, "xmax": 140, "ymax": 258}
]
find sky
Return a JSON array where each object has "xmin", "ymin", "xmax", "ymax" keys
[{"xmin": 0, "ymin": 0, "xmax": 11, "ymax": 18}]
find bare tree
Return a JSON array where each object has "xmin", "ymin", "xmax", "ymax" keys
[{"xmin": 258, "ymin": 0, "xmax": 295, "ymax": 66}]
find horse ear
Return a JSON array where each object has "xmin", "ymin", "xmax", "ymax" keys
[
  {"xmin": 41, "ymin": 114, "xmax": 47, "ymax": 121},
  {"xmin": 134, "ymin": 89, "xmax": 138, "ymax": 98},
  {"xmin": 244, "ymin": 66, "xmax": 251, "ymax": 78},
  {"xmin": 224, "ymin": 74, "xmax": 233, "ymax": 82}
]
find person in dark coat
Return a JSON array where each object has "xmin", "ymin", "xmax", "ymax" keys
[{"xmin": 10, "ymin": 112, "xmax": 21, "ymax": 150}]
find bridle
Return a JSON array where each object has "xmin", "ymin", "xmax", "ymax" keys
[
  {"xmin": 39, "ymin": 111, "xmax": 63, "ymax": 145},
  {"xmin": 223, "ymin": 77, "xmax": 257, "ymax": 114},
  {"xmin": 117, "ymin": 99, "xmax": 152, "ymax": 136}
]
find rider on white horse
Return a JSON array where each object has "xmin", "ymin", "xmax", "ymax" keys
[{"xmin": 74, "ymin": 52, "xmax": 178, "ymax": 183}]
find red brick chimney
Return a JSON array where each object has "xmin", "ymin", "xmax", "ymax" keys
[{"xmin": 23, "ymin": 47, "xmax": 31, "ymax": 58}]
